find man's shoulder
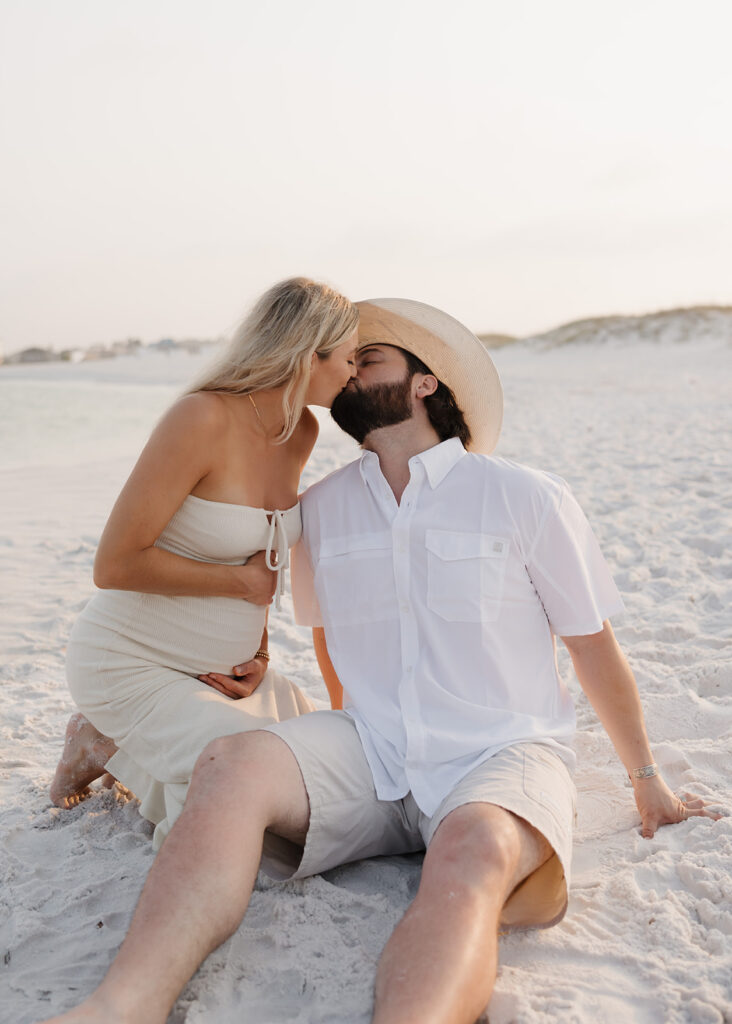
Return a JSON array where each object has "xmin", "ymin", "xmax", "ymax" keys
[
  {"xmin": 300, "ymin": 458, "xmax": 363, "ymax": 508},
  {"xmin": 462, "ymin": 453, "xmax": 567, "ymax": 501}
]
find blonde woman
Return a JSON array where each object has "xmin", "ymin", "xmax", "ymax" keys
[{"xmin": 50, "ymin": 278, "xmax": 358, "ymax": 849}]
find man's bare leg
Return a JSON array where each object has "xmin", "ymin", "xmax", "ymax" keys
[
  {"xmin": 50, "ymin": 713, "xmax": 119, "ymax": 808},
  {"xmin": 373, "ymin": 803, "xmax": 552, "ymax": 1024},
  {"xmin": 42, "ymin": 730, "xmax": 310, "ymax": 1024}
]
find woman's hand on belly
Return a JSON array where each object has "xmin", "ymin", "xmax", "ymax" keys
[
  {"xmin": 232, "ymin": 550, "xmax": 278, "ymax": 605},
  {"xmin": 198, "ymin": 657, "xmax": 268, "ymax": 699}
]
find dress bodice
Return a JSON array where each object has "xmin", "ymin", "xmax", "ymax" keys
[
  {"xmin": 157, "ymin": 494, "xmax": 302, "ymax": 608},
  {"xmin": 75, "ymin": 496, "xmax": 302, "ymax": 676}
]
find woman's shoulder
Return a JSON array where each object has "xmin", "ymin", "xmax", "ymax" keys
[{"xmin": 159, "ymin": 392, "xmax": 231, "ymax": 437}]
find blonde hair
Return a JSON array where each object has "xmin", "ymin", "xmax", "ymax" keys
[{"xmin": 187, "ymin": 278, "xmax": 358, "ymax": 442}]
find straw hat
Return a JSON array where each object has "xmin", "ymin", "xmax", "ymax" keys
[{"xmin": 356, "ymin": 298, "xmax": 503, "ymax": 454}]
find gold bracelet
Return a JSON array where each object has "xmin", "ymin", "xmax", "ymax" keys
[
  {"xmin": 254, "ymin": 649, "xmax": 270, "ymax": 662},
  {"xmin": 631, "ymin": 763, "xmax": 658, "ymax": 780}
]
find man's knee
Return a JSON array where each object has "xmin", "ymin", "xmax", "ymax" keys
[
  {"xmin": 425, "ymin": 804, "xmax": 547, "ymax": 893},
  {"xmin": 191, "ymin": 730, "xmax": 282, "ymax": 797},
  {"xmin": 197, "ymin": 729, "xmax": 271, "ymax": 768},
  {"xmin": 190, "ymin": 730, "xmax": 310, "ymax": 840}
]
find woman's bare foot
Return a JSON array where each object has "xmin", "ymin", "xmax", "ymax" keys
[
  {"xmin": 40, "ymin": 1005, "xmax": 111, "ymax": 1024},
  {"xmin": 50, "ymin": 713, "xmax": 118, "ymax": 808},
  {"xmin": 40, "ymin": 992, "xmax": 130, "ymax": 1023}
]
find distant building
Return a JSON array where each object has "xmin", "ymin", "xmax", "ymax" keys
[
  {"xmin": 111, "ymin": 338, "xmax": 143, "ymax": 355},
  {"xmin": 82, "ymin": 344, "xmax": 115, "ymax": 361},
  {"xmin": 5, "ymin": 347, "xmax": 56, "ymax": 364},
  {"xmin": 1, "ymin": 335, "xmax": 220, "ymax": 369}
]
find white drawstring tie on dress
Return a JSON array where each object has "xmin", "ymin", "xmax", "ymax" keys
[{"xmin": 264, "ymin": 510, "xmax": 290, "ymax": 611}]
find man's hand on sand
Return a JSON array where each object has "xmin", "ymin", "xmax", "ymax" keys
[
  {"xmin": 633, "ymin": 773, "xmax": 722, "ymax": 838},
  {"xmin": 198, "ymin": 658, "xmax": 267, "ymax": 700}
]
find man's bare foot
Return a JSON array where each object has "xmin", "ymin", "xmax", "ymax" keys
[{"xmin": 50, "ymin": 713, "xmax": 119, "ymax": 808}]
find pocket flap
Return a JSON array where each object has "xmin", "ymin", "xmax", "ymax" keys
[
  {"xmin": 425, "ymin": 530, "xmax": 509, "ymax": 561},
  {"xmin": 319, "ymin": 531, "xmax": 393, "ymax": 559}
]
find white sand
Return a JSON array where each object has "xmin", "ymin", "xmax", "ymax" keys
[{"xmin": 1, "ymin": 334, "xmax": 730, "ymax": 1023}]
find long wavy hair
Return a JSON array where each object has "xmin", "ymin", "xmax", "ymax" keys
[{"xmin": 187, "ymin": 278, "xmax": 358, "ymax": 442}]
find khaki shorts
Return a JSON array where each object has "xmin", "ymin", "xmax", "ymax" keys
[{"xmin": 261, "ymin": 710, "xmax": 575, "ymax": 931}]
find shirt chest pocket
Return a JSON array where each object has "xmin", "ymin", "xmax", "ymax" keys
[
  {"xmin": 425, "ymin": 530, "xmax": 509, "ymax": 622},
  {"xmin": 315, "ymin": 532, "xmax": 397, "ymax": 626}
]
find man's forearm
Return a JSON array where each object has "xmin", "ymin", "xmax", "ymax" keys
[
  {"xmin": 562, "ymin": 621, "xmax": 653, "ymax": 773},
  {"xmin": 312, "ymin": 627, "xmax": 344, "ymax": 710}
]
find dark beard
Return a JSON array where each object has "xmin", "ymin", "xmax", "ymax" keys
[{"xmin": 330, "ymin": 374, "xmax": 413, "ymax": 443}]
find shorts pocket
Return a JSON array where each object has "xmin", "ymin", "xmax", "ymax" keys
[
  {"xmin": 315, "ymin": 531, "xmax": 397, "ymax": 626},
  {"xmin": 522, "ymin": 746, "xmax": 575, "ymax": 831},
  {"xmin": 425, "ymin": 529, "xmax": 508, "ymax": 622}
]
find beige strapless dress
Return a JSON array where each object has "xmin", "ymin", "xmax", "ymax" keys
[{"xmin": 66, "ymin": 495, "xmax": 314, "ymax": 849}]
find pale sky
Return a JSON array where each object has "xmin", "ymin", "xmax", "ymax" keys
[{"xmin": 2, "ymin": 0, "xmax": 731, "ymax": 353}]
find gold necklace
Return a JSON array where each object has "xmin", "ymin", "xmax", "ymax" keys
[
  {"xmin": 248, "ymin": 392, "xmax": 285, "ymax": 436},
  {"xmin": 248, "ymin": 392, "xmax": 265, "ymax": 429}
]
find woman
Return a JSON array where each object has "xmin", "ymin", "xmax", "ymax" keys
[{"xmin": 50, "ymin": 277, "xmax": 358, "ymax": 849}]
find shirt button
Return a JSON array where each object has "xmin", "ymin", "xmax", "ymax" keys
[{"xmin": 400, "ymin": 602, "xmax": 410, "ymax": 613}]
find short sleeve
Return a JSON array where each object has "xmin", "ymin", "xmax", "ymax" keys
[
  {"xmin": 527, "ymin": 483, "xmax": 625, "ymax": 636},
  {"xmin": 291, "ymin": 536, "xmax": 324, "ymax": 627}
]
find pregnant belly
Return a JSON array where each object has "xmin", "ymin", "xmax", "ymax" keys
[{"xmin": 74, "ymin": 590, "xmax": 268, "ymax": 676}]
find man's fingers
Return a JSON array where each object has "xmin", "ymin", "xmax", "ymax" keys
[
  {"xmin": 637, "ymin": 785, "xmax": 725, "ymax": 838},
  {"xmin": 641, "ymin": 820, "xmax": 657, "ymax": 839},
  {"xmin": 681, "ymin": 794, "xmax": 721, "ymax": 814},
  {"xmin": 690, "ymin": 807, "xmax": 723, "ymax": 821},
  {"xmin": 668, "ymin": 800, "xmax": 722, "ymax": 826}
]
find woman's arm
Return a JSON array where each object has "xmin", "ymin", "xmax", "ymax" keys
[
  {"xmin": 94, "ymin": 393, "xmax": 275, "ymax": 604},
  {"xmin": 312, "ymin": 627, "xmax": 343, "ymax": 710},
  {"xmin": 563, "ymin": 620, "xmax": 720, "ymax": 837}
]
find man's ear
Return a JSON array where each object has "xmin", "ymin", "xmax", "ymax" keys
[{"xmin": 415, "ymin": 374, "xmax": 438, "ymax": 399}]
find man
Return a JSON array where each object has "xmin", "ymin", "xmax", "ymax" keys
[{"xmin": 47, "ymin": 299, "xmax": 717, "ymax": 1024}]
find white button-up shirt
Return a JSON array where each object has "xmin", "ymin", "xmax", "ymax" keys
[{"xmin": 292, "ymin": 438, "xmax": 624, "ymax": 816}]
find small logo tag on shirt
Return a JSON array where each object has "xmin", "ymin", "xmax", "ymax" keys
[{"xmin": 493, "ymin": 541, "xmax": 505, "ymax": 554}]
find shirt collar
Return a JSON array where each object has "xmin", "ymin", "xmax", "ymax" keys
[
  {"xmin": 412, "ymin": 437, "xmax": 466, "ymax": 488},
  {"xmin": 359, "ymin": 437, "xmax": 466, "ymax": 490}
]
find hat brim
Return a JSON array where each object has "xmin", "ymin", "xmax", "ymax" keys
[{"xmin": 356, "ymin": 299, "xmax": 503, "ymax": 454}]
